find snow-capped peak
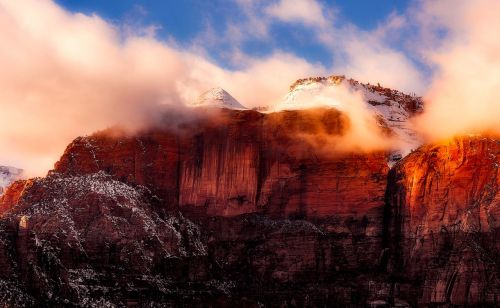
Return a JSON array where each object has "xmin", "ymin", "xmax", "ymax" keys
[
  {"xmin": 191, "ymin": 87, "xmax": 248, "ymax": 110},
  {"xmin": 273, "ymin": 75, "xmax": 424, "ymax": 163},
  {"xmin": 0, "ymin": 166, "xmax": 24, "ymax": 194}
]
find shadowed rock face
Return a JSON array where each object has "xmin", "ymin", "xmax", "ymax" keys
[
  {"xmin": 0, "ymin": 109, "xmax": 499, "ymax": 306},
  {"xmin": 0, "ymin": 172, "xmax": 211, "ymax": 306}
]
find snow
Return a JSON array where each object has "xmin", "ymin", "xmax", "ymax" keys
[
  {"xmin": 10, "ymin": 171, "xmax": 207, "ymax": 258},
  {"xmin": 272, "ymin": 76, "xmax": 424, "ymax": 162},
  {"xmin": 273, "ymin": 76, "xmax": 347, "ymax": 111},
  {"xmin": 191, "ymin": 87, "xmax": 248, "ymax": 110},
  {"xmin": 0, "ymin": 166, "xmax": 24, "ymax": 194}
]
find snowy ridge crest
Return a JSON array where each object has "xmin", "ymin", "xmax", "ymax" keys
[
  {"xmin": 191, "ymin": 87, "xmax": 248, "ymax": 110},
  {"xmin": 275, "ymin": 75, "xmax": 424, "ymax": 162}
]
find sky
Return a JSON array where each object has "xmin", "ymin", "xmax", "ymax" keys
[
  {"xmin": 56, "ymin": 0, "xmax": 412, "ymax": 67},
  {"xmin": 1, "ymin": 0, "xmax": 500, "ymax": 176}
]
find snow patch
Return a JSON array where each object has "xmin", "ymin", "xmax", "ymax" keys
[{"xmin": 191, "ymin": 87, "xmax": 248, "ymax": 110}]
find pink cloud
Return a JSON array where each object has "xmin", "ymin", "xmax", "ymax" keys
[
  {"xmin": 414, "ymin": 0, "xmax": 500, "ymax": 140},
  {"xmin": 0, "ymin": 0, "xmax": 323, "ymax": 176}
]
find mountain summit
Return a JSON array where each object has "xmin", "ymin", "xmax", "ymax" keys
[
  {"xmin": 191, "ymin": 87, "xmax": 248, "ymax": 110},
  {"xmin": 274, "ymin": 75, "xmax": 423, "ymax": 159}
]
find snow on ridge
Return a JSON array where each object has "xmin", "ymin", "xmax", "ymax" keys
[
  {"xmin": 191, "ymin": 87, "xmax": 248, "ymax": 110},
  {"xmin": 273, "ymin": 75, "xmax": 424, "ymax": 163},
  {"xmin": 275, "ymin": 75, "xmax": 422, "ymax": 112}
]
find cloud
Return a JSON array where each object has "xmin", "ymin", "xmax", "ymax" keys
[
  {"xmin": 273, "ymin": 82, "xmax": 394, "ymax": 152},
  {"xmin": 0, "ymin": 0, "xmax": 324, "ymax": 176},
  {"xmin": 260, "ymin": 0, "xmax": 426, "ymax": 94},
  {"xmin": 330, "ymin": 29, "xmax": 427, "ymax": 94},
  {"xmin": 413, "ymin": 0, "xmax": 500, "ymax": 140},
  {"xmin": 264, "ymin": 0, "xmax": 329, "ymax": 28}
]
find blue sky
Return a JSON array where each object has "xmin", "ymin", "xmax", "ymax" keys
[{"xmin": 56, "ymin": 0, "xmax": 413, "ymax": 68}]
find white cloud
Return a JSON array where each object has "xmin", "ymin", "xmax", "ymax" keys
[
  {"xmin": 259, "ymin": 0, "xmax": 426, "ymax": 93},
  {"xmin": 265, "ymin": 0, "xmax": 329, "ymax": 28}
]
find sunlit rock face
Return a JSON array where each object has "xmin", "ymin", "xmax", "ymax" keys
[
  {"xmin": 386, "ymin": 136, "xmax": 500, "ymax": 306},
  {"xmin": 0, "ymin": 179, "xmax": 32, "ymax": 215}
]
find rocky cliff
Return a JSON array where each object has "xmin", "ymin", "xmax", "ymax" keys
[
  {"xmin": 0, "ymin": 109, "xmax": 499, "ymax": 306},
  {"xmin": 386, "ymin": 137, "xmax": 500, "ymax": 306}
]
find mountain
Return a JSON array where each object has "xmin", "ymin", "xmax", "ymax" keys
[
  {"xmin": 0, "ymin": 80, "xmax": 498, "ymax": 306},
  {"xmin": 0, "ymin": 166, "xmax": 23, "ymax": 194},
  {"xmin": 191, "ymin": 87, "xmax": 248, "ymax": 110},
  {"xmin": 275, "ymin": 75, "xmax": 423, "ymax": 160}
]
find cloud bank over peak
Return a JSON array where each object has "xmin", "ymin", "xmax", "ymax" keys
[
  {"xmin": 1, "ymin": 0, "xmax": 499, "ymax": 176},
  {"xmin": 0, "ymin": 0, "xmax": 325, "ymax": 176}
]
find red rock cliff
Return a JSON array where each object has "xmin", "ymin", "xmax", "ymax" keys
[
  {"xmin": 386, "ymin": 137, "xmax": 500, "ymax": 306},
  {"xmin": 55, "ymin": 109, "xmax": 388, "ymax": 225}
]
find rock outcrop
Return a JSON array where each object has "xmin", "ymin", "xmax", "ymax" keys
[
  {"xmin": 0, "ymin": 172, "xmax": 210, "ymax": 306},
  {"xmin": 386, "ymin": 137, "xmax": 500, "ymax": 306}
]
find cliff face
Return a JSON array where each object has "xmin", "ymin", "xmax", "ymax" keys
[
  {"xmin": 55, "ymin": 109, "xmax": 387, "ymax": 223},
  {"xmin": 0, "ymin": 179, "xmax": 36, "ymax": 216},
  {"xmin": 54, "ymin": 109, "xmax": 389, "ymax": 270},
  {"xmin": 0, "ymin": 109, "xmax": 499, "ymax": 306},
  {"xmin": 386, "ymin": 137, "xmax": 500, "ymax": 305}
]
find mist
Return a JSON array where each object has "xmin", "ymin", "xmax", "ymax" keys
[
  {"xmin": 0, "ymin": 0, "xmax": 323, "ymax": 176},
  {"xmin": 414, "ymin": 0, "xmax": 500, "ymax": 140},
  {"xmin": 272, "ymin": 83, "xmax": 394, "ymax": 152}
]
